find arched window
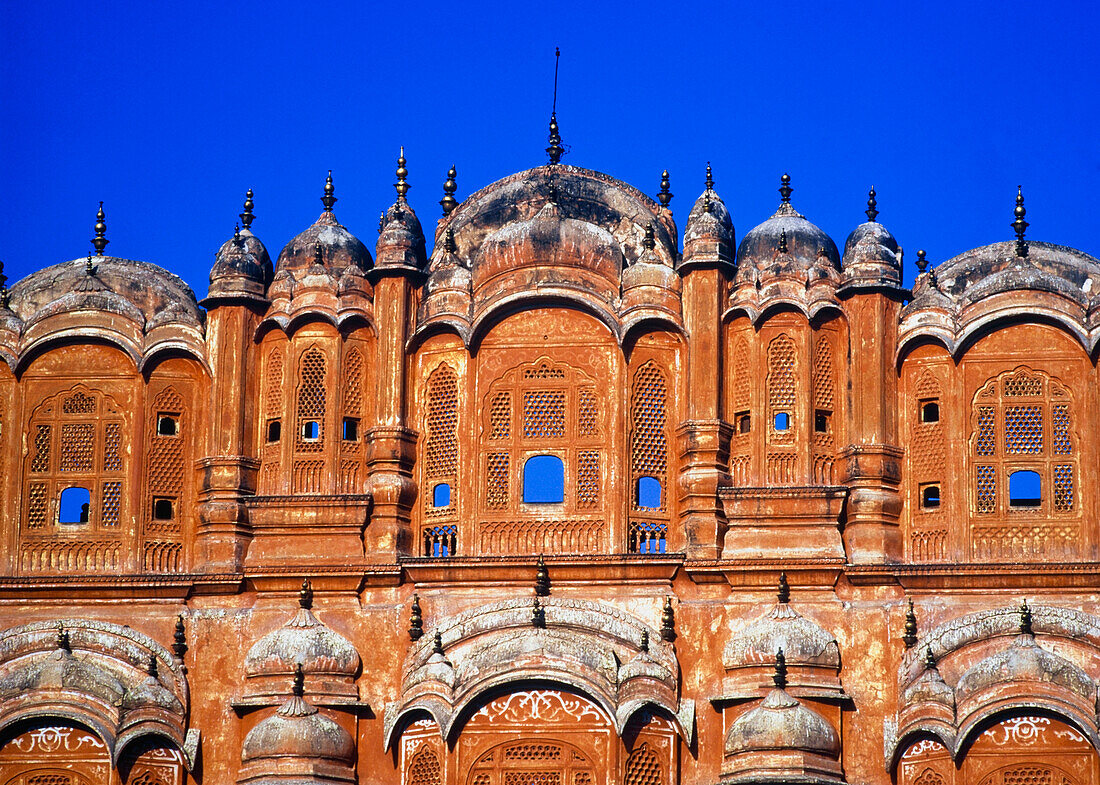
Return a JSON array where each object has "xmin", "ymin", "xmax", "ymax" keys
[
  {"xmin": 421, "ymin": 363, "xmax": 460, "ymax": 555},
  {"xmin": 629, "ymin": 362, "xmax": 670, "ymax": 554},
  {"xmin": 523, "ymin": 455, "xmax": 565, "ymax": 503},
  {"xmin": 969, "ymin": 367, "xmax": 1079, "ymax": 560},
  {"xmin": 59, "ymin": 486, "xmax": 91, "ymax": 524}
]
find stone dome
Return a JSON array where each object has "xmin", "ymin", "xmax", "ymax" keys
[
  {"xmin": 241, "ymin": 693, "xmax": 354, "ymax": 765},
  {"xmin": 841, "ymin": 212, "xmax": 901, "ymax": 288},
  {"xmin": 724, "ymin": 602, "xmax": 840, "ymax": 671},
  {"xmin": 735, "ymin": 177, "xmax": 840, "ymax": 283},
  {"xmin": 244, "ymin": 591, "xmax": 360, "ymax": 680},
  {"xmin": 954, "ymin": 632, "xmax": 1094, "ymax": 704},
  {"xmin": 472, "ymin": 199, "xmax": 624, "ymax": 290},
  {"xmin": 376, "ymin": 198, "xmax": 427, "ymax": 271},
  {"xmin": 902, "ymin": 651, "xmax": 955, "ymax": 712},
  {"xmin": 724, "ymin": 688, "xmax": 840, "ymax": 757},
  {"xmin": 208, "ymin": 225, "xmax": 272, "ymax": 299},
  {"xmin": 275, "ymin": 210, "xmax": 373, "ymax": 276}
]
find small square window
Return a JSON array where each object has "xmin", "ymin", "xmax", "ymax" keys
[
  {"xmin": 301, "ymin": 421, "xmax": 321, "ymax": 441},
  {"xmin": 157, "ymin": 413, "xmax": 179, "ymax": 437},
  {"xmin": 774, "ymin": 412, "xmax": 790, "ymax": 431},
  {"xmin": 920, "ymin": 483, "xmax": 941, "ymax": 510},
  {"xmin": 342, "ymin": 418, "xmax": 359, "ymax": 441},
  {"xmin": 920, "ymin": 400, "xmax": 940, "ymax": 423},
  {"xmin": 153, "ymin": 498, "xmax": 175, "ymax": 520},
  {"xmin": 814, "ymin": 410, "xmax": 831, "ymax": 433},
  {"xmin": 736, "ymin": 411, "xmax": 751, "ymax": 434},
  {"xmin": 267, "ymin": 420, "xmax": 282, "ymax": 443}
]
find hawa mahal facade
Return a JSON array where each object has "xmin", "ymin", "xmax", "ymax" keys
[{"xmin": 1, "ymin": 132, "xmax": 1099, "ymax": 785}]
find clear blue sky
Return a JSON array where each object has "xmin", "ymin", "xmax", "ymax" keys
[{"xmin": 3, "ymin": 1, "xmax": 1098, "ymax": 295}]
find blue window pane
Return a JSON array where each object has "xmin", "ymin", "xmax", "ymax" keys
[
  {"xmin": 774, "ymin": 412, "xmax": 790, "ymax": 431},
  {"xmin": 523, "ymin": 455, "xmax": 565, "ymax": 503},
  {"xmin": 59, "ymin": 487, "xmax": 91, "ymax": 524},
  {"xmin": 1009, "ymin": 470, "xmax": 1041, "ymax": 507},
  {"xmin": 433, "ymin": 483, "xmax": 451, "ymax": 507},
  {"xmin": 301, "ymin": 421, "xmax": 320, "ymax": 440},
  {"xmin": 637, "ymin": 476, "xmax": 662, "ymax": 509}
]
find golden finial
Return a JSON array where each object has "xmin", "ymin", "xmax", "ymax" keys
[
  {"xmin": 440, "ymin": 165, "xmax": 458, "ymax": 215},
  {"xmin": 779, "ymin": 173, "xmax": 792, "ymax": 204},
  {"xmin": 705, "ymin": 162, "xmax": 714, "ymax": 191},
  {"xmin": 658, "ymin": 170, "xmax": 672, "ymax": 207},
  {"xmin": 1012, "ymin": 185, "xmax": 1029, "ymax": 258},
  {"xmin": 91, "ymin": 201, "xmax": 109, "ymax": 256},
  {"xmin": 240, "ymin": 188, "xmax": 255, "ymax": 228},
  {"xmin": 773, "ymin": 648, "xmax": 788, "ymax": 689},
  {"xmin": 395, "ymin": 147, "xmax": 410, "ymax": 199},
  {"xmin": 866, "ymin": 186, "xmax": 879, "ymax": 222},
  {"xmin": 321, "ymin": 171, "xmax": 337, "ymax": 212}
]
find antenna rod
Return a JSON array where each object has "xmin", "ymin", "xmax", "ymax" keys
[{"xmin": 552, "ymin": 47, "xmax": 560, "ymax": 115}]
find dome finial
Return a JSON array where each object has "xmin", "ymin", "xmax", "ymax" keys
[
  {"xmin": 92, "ymin": 201, "xmax": 109, "ymax": 256},
  {"xmin": 147, "ymin": 651, "xmax": 159, "ymax": 678},
  {"xmin": 702, "ymin": 191, "xmax": 713, "ymax": 214},
  {"xmin": 408, "ymin": 594, "xmax": 423, "ymax": 641},
  {"xmin": 640, "ymin": 629, "xmax": 650, "ymax": 653},
  {"xmin": 432, "ymin": 631, "xmax": 445, "ymax": 656},
  {"xmin": 773, "ymin": 648, "xmax": 788, "ymax": 689},
  {"xmin": 866, "ymin": 186, "xmax": 879, "ymax": 222},
  {"xmin": 299, "ymin": 578, "xmax": 314, "ymax": 610},
  {"xmin": 1019, "ymin": 599, "xmax": 1033, "ymax": 635},
  {"xmin": 705, "ymin": 162, "xmax": 714, "ymax": 191},
  {"xmin": 173, "ymin": 615, "xmax": 187, "ymax": 662},
  {"xmin": 532, "ymin": 596, "xmax": 546, "ymax": 628},
  {"xmin": 660, "ymin": 596, "xmax": 676, "ymax": 642},
  {"xmin": 292, "ymin": 662, "xmax": 305, "ymax": 697},
  {"xmin": 535, "ymin": 555, "xmax": 551, "ymax": 596},
  {"xmin": 779, "ymin": 173, "xmax": 792, "ymax": 204},
  {"xmin": 240, "ymin": 188, "xmax": 255, "ymax": 228},
  {"xmin": 0, "ymin": 259, "xmax": 8, "ymax": 309},
  {"xmin": 642, "ymin": 223, "xmax": 656, "ymax": 251},
  {"xmin": 658, "ymin": 169, "xmax": 672, "ymax": 208},
  {"xmin": 777, "ymin": 572, "xmax": 790, "ymax": 604},
  {"xmin": 546, "ymin": 113, "xmax": 564, "ymax": 164},
  {"xmin": 903, "ymin": 598, "xmax": 918, "ymax": 648},
  {"xmin": 321, "ymin": 171, "xmax": 337, "ymax": 212},
  {"xmin": 924, "ymin": 645, "xmax": 937, "ymax": 671},
  {"xmin": 440, "ymin": 165, "xmax": 458, "ymax": 215},
  {"xmin": 442, "ymin": 226, "xmax": 458, "ymax": 254},
  {"xmin": 916, "ymin": 249, "xmax": 928, "ymax": 273},
  {"xmin": 233, "ymin": 222, "xmax": 242, "ymax": 246},
  {"xmin": 56, "ymin": 621, "xmax": 71, "ymax": 653},
  {"xmin": 85, "ymin": 252, "xmax": 95, "ymax": 276},
  {"xmin": 1012, "ymin": 185, "xmax": 1029, "ymax": 258},
  {"xmin": 395, "ymin": 148, "xmax": 410, "ymax": 199},
  {"xmin": 778, "ymin": 229, "xmax": 789, "ymax": 253}
]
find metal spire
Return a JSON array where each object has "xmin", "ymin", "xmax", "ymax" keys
[
  {"xmin": 173, "ymin": 615, "xmax": 187, "ymax": 662},
  {"xmin": 0, "ymin": 258, "xmax": 8, "ymax": 307},
  {"xmin": 532, "ymin": 596, "xmax": 546, "ymax": 628},
  {"xmin": 299, "ymin": 578, "xmax": 314, "ymax": 610},
  {"xmin": 705, "ymin": 162, "xmax": 714, "ymax": 191},
  {"xmin": 642, "ymin": 223, "xmax": 656, "ymax": 251},
  {"xmin": 546, "ymin": 48, "xmax": 564, "ymax": 164},
  {"xmin": 535, "ymin": 555, "xmax": 550, "ymax": 597},
  {"xmin": 408, "ymin": 594, "xmax": 424, "ymax": 641},
  {"xmin": 640, "ymin": 628, "xmax": 650, "ymax": 653},
  {"xmin": 147, "ymin": 651, "xmax": 159, "ymax": 678},
  {"xmin": 1019, "ymin": 600, "xmax": 1033, "ymax": 635},
  {"xmin": 293, "ymin": 662, "xmax": 305, "ymax": 697},
  {"xmin": 779, "ymin": 173, "xmax": 792, "ymax": 204},
  {"xmin": 916, "ymin": 249, "xmax": 928, "ymax": 273},
  {"xmin": 240, "ymin": 188, "xmax": 255, "ymax": 228},
  {"xmin": 442, "ymin": 227, "xmax": 458, "ymax": 254},
  {"xmin": 778, "ymin": 572, "xmax": 790, "ymax": 604},
  {"xmin": 395, "ymin": 148, "xmax": 410, "ymax": 199},
  {"xmin": 866, "ymin": 186, "xmax": 879, "ymax": 222},
  {"xmin": 660, "ymin": 596, "xmax": 676, "ymax": 642},
  {"xmin": 440, "ymin": 165, "xmax": 458, "ymax": 215},
  {"xmin": 57, "ymin": 622, "xmax": 71, "ymax": 652},
  {"xmin": 658, "ymin": 170, "xmax": 672, "ymax": 208},
  {"xmin": 91, "ymin": 201, "xmax": 109, "ymax": 256},
  {"xmin": 1012, "ymin": 185, "xmax": 1029, "ymax": 258},
  {"xmin": 903, "ymin": 598, "xmax": 918, "ymax": 648},
  {"xmin": 85, "ymin": 252, "xmax": 95, "ymax": 276},
  {"xmin": 924, "ymin": 645, "xmax": 937, "ymax": 671},
  {"xmin": 321, "ymin": 171, "xmax": 337, "ymax": 212},
  {"xmin": 778, "ymin": 229, "xmax": 789, "ymax": 254},
  {"xmin": 432, "ymin": 631, "xmax": 445, "ymax": 656}
]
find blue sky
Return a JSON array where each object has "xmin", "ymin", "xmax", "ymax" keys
[{"xmin": 3, "ymin": 1, "xmax": 1098, "ymax": 295}]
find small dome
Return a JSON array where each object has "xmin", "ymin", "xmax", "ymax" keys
[
  {"xmin": 902, "ymin": 653, "xmax": 955, "ymax": 712},
  {"xmin": 736, "ymin": 177, "xmax": 839, "ymax": 282},
  {"xmin": 619, "ymin": 646, "xmax": 671, "ymax": 684},
  {"xmin": 244, "ymin": 593, "xmax": 360, "ymax": 680},
  {"xmin": 682, "ymin": 188, "xmax": 735, "ymax": 267},
  {"xmin": 724, "ymin": 602, "xmax": 840, "ymax": 671},
  {"xmin": 724, "ymin": 688, "xmax": 840, "ymax": 757},
  {"xmin": 473, "ymin": 199, "xmax": 624, "ymax": 290},
  {"xmin": 376, "ymin": 198, "xmax": 427, "ymax": 270},
  {"xmin": 955, "ymin": 632, "xmax": 1094, "ymax": 704},
  {"xmin": 841, "ymin": 220, "xmax": 901, "ymax": 287},
  {"xmin": 241, "ymin": 694, "xmax": 354, "ymax": 764},
  {"xmin": 275, "ymin": 210, "xmax": 373, "ymax": 275},
  {"xmin": 208, "ymin": 226, "xmax": 272, "ymax": 299}
]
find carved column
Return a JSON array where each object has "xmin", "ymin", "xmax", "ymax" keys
[
  {"xmin": 838, "ymin": 288, "xmax": 905, "ymax": 563},
  {"xmin": 196, "ymin": 298, "xmax": 263, "ymax": 572}
]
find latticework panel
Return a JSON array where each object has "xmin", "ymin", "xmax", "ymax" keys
[
  {"xmin": 343, "ymin": 347, "xmax": 363, "ymax": 416},
  {"xmin": 103, "ymin": 423, "xmax": 122, "ymax": 471},
  {"xmin": 576, "ymin": 450, "xmax": 599, "ymax": 509},
  {"xmin": 295, "ymin": 348, "xmax": 327, "ymax": 451},
  {"xmin": 524, "ymin": 390, "xmax": 566, "ymax": 439},
  {"xmin": 28, "ymin": 776, "xmax": 73, "ymax": 785},
  {"xmin": 1052, "ymin": 404, "xmax": 1071, "ymax": 454},
  {"xmin": 1053, "ymin": 464, "xmax": 1074, "ymax": 511},
  {"xmin": 338, "ymin": 459, "xmax": 361, "ymax": 494},
  {"xmin": 27, "ymin": 482, "xmax": 48, "ymax": 529},
  {"xmin": 732, "ymin": 337, "xmax": 751, "ymax": 412},
  {"xmin": 976, "ymin": 407, "xmax": 996, "ymax": 455},
  {"xmin": 625, "ymin": 743, "xmax": 663, "ymax": 785},
  {"xmin": 767, "ymin": 452, "xmax": 796, "ymax": 484},
  {"xmin": 504, "ymin": 774, "xmax": 561, "ymax": 785},
  {"xmin": 628, "ymin": 520, "xmax": 668, "ymax": 554},
  {"xmin": 486, "ymin": 452, "xmax": 509, "ymax": 509},
  {"xmin": 265, "ymin": 346, "xmax": 284, "ymax": 419},
  {"xmin": 146, "ymin": 388, "xmax": 184, "ymax": 535},
  {"xmin": 31, "ymin": 425, "xmax": 51, "ymax": 472},
  {"xmin": 504, "ymin": 743, "xmax": 563, "ymax": 761},
  {"xmin": 60, "ymin": 424, "xmax": 95, "ymax": 472},
  {"xmin": 976, "ymin": 466, "xmax": 996, "ymax": 513},
  {"xmin": 63, "ymin": 391, "xmax": 96, "ymax": 415},
  {"xmin": 577, "ymin": 390, "xmax": 598, "ymax": 437},
  {"xmin": 1000, "ymin": 767, "xmax": 1054, "ymax": 785},
  {"xmin": 425, "ymin": 365, "xmax": 459, "ymax": 479},
  {"xmin": 423, "ymin": 524, "xmax": 458, "ymax": 557},
  {"xmin": 767, "ymin": 334, "xmax": 796, "ymax": 445},
  {"xmin": 407, "ymin": 747, "xmax": 442, "ymax": 785},
  {"xmin": 143, "ymin": 541, "xmax": 183, "ymax": 572},
  {"xmin": 913, "ymin": 770, "xmax": 945, "ymax": 785},
  {"xmin": 489, "ymin": 391, "xmax": 511, "ymax": 439},
  {"xmin": 1003, "ymin": 372, "xmax": 1043, "ymax": 397},
  {"xmin": 1004, "ymin": 406, "xmax": 1043, "ymax": 454},
  {"xmin": 630, "ymin": 363, "xmax": 668, "ymax": 482},
  {"xmin": 524, "ymin": 363, "xmax": 565, "ymax": 380},
  {"xmin": 101, "ymin": 481, "xmax": 122, "ymax": 526},
  {"xmin": 812, "ymin": 336, "xmax": 834, "ymax": 411}
]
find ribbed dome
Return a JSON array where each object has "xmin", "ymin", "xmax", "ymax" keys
[
  {"xmin": 275, "ymin": 210, "xmax": 373, "ymax": 275},
  {"xmin": 209, "ymin": 226, "xmax": 272, "ymax": 298},
  {"xmin": 955, "ymin": 632, "xmax": 1094, "ymax": 703},
  {"xmin": 244, "ymin": 604, "xmax": 360, "ymax": 680},
  {"xmin": 472, "ymin": 199, "xmax": 624, "ymax": 289},
  {"xmin": 241, "ymin": 694, "xmax": 354, "ymax": 764},
  {"xmin": 724, "ymin": 688, "xmax": 840, "ymax": 756},
  {"xmin": 841, "ymin": 220, "xmax": 901, "ymax": 286},
  {"xmin": 724, "ymin": 602, "xmax": 840, "ymax": 671},
  {"xmin": 376, "ymin": 198, "xmax": 427, "ymax": 270},
  {"xmin": 682, "ymin": 188, "xmax": 735, "ymax": 266}
]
